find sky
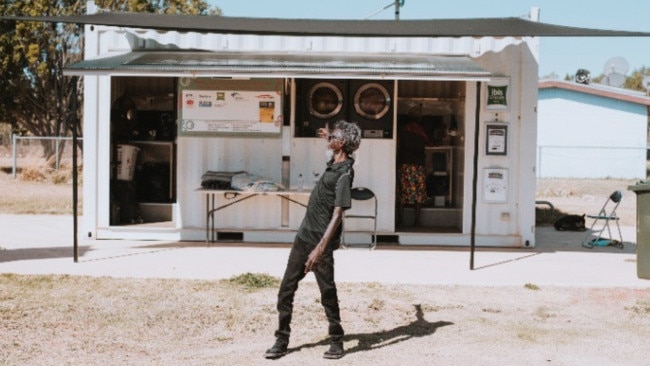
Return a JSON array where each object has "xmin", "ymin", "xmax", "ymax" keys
[{"xmin": 207, "ymin": 0, "xmax": 650, "ymax": 80}]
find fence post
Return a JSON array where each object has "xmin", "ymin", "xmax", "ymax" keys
[
  {"xmin": 9, "ymin": 136, "xmax": 83, "ymax": 177},
  {"xmin": 55, "ymin": 137, "xmax": 60, "ymax": 171},
  {"xmin": 11, "ymin": 134, "xmax": 17, "ymax": 179}
]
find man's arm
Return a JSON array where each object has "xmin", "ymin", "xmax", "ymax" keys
[{"xmin": 304, "ymin": 206, "xmax": 344, "ymax": 273}]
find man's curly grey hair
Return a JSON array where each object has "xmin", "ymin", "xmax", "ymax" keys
[{"xmin": 334, "ymin": 120, "xmax": 362, "ymax": 156}]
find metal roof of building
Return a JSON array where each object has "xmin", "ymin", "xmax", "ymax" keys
[
  {"xmin": 539, "ymin": 80, "xmax": 650, "ymax": 106},
  {"xmin": 64, "ymin": 50, "xmax": 491, "ymax": 79},
  {"xmin": 4, "ymin": 13, "xmax": 650, "ymax": 37}
]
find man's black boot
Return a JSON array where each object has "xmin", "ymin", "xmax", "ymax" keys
[
  {"xmin": 264, "ymin": 338, "xmax": 288, "ymax": 359},
  {"xmin": 323, "ymin": 340, "xmax": 344, "ymax": 359}
]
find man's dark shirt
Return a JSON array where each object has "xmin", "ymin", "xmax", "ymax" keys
[{"xmin": 297, "ymin": 158, "xmax": 354, "ymax": 246}]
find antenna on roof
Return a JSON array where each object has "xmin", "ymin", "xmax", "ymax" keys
[
  {"xmin": 600, "ymin": 56, "xmax": 629, "ymax": 88},
  {"xmin": 365, "ymin": 0, "xmax": 405, "ymax": 20}
]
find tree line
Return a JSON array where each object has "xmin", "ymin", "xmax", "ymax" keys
[{"xmin": 561, "ymin": 67, "xmax": 650, "ymax": 91}]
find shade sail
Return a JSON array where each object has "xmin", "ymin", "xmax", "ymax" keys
[{"xmin": 2, "ymin": 13, "xmax": 650, "ymax": 37}]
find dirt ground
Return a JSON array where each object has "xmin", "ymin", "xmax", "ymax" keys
[
  {"xmin": 1, "ymin": 274, "xmax": 649, "ymax": 366},
  {"xmin": 1, "ymin": 170, "xmax": 648, "ymax": 365}
]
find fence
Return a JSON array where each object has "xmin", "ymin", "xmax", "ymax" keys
[
  {"xmin": 537, "ymin": 145, "xmax": 649, "ymax": 179},
  {"xmin": 8, "ymin": 135, "xmax": 83, "ymax": 178}
]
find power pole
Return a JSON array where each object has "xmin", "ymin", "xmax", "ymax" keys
[{"xmin": 395, "ymin": 0, "xmax": 401, "ymax": 20}]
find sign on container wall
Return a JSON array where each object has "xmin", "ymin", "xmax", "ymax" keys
[{"xmin": 178, "ymin": 77, "xmax": 284, "ymax": 136}]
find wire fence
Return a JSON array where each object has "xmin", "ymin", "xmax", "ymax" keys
[
  {"xmin": 0, "ymin": 134, "xmax": 83, "ymax": 178},
  {"xmin": 537, "ymin": 145, "xmax": 649, "ymax": 179}
]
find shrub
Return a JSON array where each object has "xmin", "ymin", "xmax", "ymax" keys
[
  {"xmin": 228, "ymin": 272, "xmax": 279, "ymax": 289},
  {"xmin": 20, "ymin": 167, "xmax": 46, "ymax": 182}
]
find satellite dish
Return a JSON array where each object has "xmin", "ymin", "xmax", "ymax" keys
[
  {"xmin": 575, "ymin": 69, "xmax": 591, "ymax": 84},
  {"xmin": 603, "ymin": 56, "xmax": 629, "ymax": 75},
  {"xmin": 600, "ymin": 57, "xmax": 629, "ymax": 87},
  {"xmin": 606, "ymin": 73, "xmax": 626, "ymax": 88}
]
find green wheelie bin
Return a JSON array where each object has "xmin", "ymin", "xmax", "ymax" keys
[{"xmin": 628, "ymin": 182, "xmax": 650, "ymax": 280}]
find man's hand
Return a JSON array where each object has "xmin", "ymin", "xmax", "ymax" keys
[
  {"xmin": 305, "ymin": 244, "xmax": 325, "ymax": 273},
  {"xmin": 317, "ymin": 128, "xmax": 329, "ymax": 140}
]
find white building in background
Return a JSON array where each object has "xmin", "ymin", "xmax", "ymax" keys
[{"xmin": 537, "ymin": 80, "xmax": 650, "ymax": 179}]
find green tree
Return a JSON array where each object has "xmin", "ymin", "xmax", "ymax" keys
[
  {"xmin": 624, "ymin": 66, "xmax": 650, "ymax": 92},
  {"xmin": 0, "ymin": 0, "xmax": 220, "ymax": 160},
  {"xmin": 95, "ymin": 0, "xmax": 220, "ymax": 15},
  {"xmin": 1, "ymin": 0, "xmax": 84, "ymax": 160}
]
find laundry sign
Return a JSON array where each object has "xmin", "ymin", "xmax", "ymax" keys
[{"xmin": 178, "ymin": 78, "xmax": 284, "ymax": 136}]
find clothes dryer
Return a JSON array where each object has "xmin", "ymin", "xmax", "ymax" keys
[
  {"xmin": 295, "ymin": 79, "xmax": 348, "ymax": 137},
  {"xmin": 349, "ymin": 80, "xmax": 394, "ymax": 138}
]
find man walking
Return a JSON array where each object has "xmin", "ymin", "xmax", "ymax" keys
[{"xmin": 264, "ymin": 120, "xmax": 362, "ymax": 360}]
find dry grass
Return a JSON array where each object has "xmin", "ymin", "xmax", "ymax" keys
[
  {"xmin": 1, "ymin": 274, "xmax": 648, "ymax": 365},
  {"xmin": 0, "ymin": 142, "xmax": 82, "ymax": 215},
  {"xmin": 0, "ymin": 169, "xmax": 81, "ymax": 215}
]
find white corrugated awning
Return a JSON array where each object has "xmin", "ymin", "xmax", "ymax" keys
[{"xmin": 64, "ymin": 51, "xmax": 490, "ymax": 80}]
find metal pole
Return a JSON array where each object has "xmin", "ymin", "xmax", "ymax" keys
[
  {"xmin": 394, "ymin": 0, "xmax": 400, "ymax": 20},
  {"xmin": 55, "ymin": 137, "xmax": 60, "ymax": 171},
  {"xmin": 71, "ymin": 76, "xmax": 79, "ymax": 263},
  {"xmin": 470, "ymin": 81, "xmax": 481, "ymax": 270},
  {"xmin": 11, "ymin": 133, "xmax": 17, "ymax": 178}
]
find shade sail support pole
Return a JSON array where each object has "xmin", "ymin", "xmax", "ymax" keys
[
  {"xmin": 72, "ymin": 76, "xmax": 79, "ymax": 263},
  {"xmin": 470, "ymin": 81, "xmax": 481, "ymax": 270}
]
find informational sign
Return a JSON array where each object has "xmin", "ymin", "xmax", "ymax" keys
[
  {"xmin": 483, "ymin": 168, "xmax": 508, "ymax": 203},
  {"xmin": 486, "ymin": 123, "xmax": 508, "ymax": 156},
  {"xmin": 178, "ymin": 78, "xmax": 284, "ymax": 136}
]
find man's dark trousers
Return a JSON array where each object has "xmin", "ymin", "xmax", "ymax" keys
[{"xmin": 274, "ymin": 236, "xmax": 344, "ymax": 342}]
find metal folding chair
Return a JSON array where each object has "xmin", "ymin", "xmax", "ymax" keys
[
  {"xmin": 341, "ymin": 187, "xmax": 377, "ymax": 250},
  {"xmin": 581, "ymin": 190, "xmax": 624, "ymax": 249}
]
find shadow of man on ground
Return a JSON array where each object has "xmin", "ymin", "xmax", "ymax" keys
[{"xmin": 290, "ymin": 304, "xmax": 453, "ymax": 356}]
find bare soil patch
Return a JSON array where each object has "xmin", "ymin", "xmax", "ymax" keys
[
  {"xmin": 1, "ymin": 274, "xmax": 649, "ymax": 365},
  {"xmin": 0, "ymin": 170, "xmax": 80, "ymax": 215},
  {"xmin": 0, "ymin": 142, "xmax": 81, "ymax": 215}
]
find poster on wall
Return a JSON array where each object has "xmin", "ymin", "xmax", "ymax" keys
[
  {"xmin": 483, "ymin": 168, "xmax": 508, "ymax": 203},
  {"xmin": 485, "ymin": 123, "xmax": 508, "ymax": 156},
  {"xmin": 178, "ymin": 78, "xmax": 284, "ymax": 136},
  {"xmin": 485, "ymin": 78, "xmax": 510, "ymax": 111}
]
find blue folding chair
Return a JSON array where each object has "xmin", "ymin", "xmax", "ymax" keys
[{"xmin": 581, "ymin": 190, "xmax": 624, "ymax": 249}]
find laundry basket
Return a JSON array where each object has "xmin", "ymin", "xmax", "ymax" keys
[{"xmin": 116, "ymin": 144, "xmax": 140, "ymax": 181}]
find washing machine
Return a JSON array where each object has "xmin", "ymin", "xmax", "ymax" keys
[
  {"xmin": 295, "ymin": 79, "xmax": 348, "ymax": 137},
  {"xmin": 349, "ymin": 79, "xmax": 394, "ymax": 138}
]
